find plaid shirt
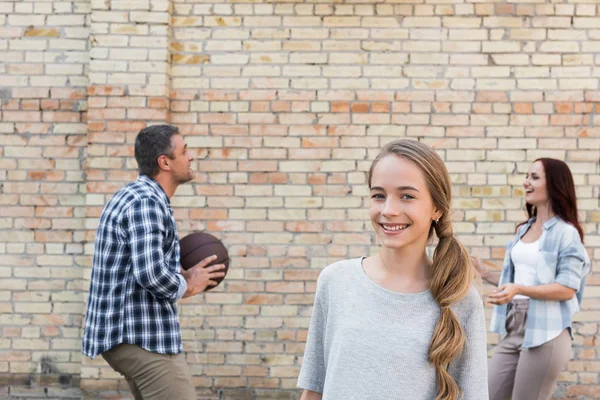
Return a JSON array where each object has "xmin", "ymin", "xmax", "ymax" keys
[
  {"xmin": 83, "ymin": 175, "xmax": 186, "ymax": 359},
  {"xmin": 490, "ymin": 216, "xmax": 591, "ymax": 348}
]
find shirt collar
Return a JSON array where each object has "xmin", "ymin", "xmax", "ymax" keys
[
  {"xmin": 138, "ymin": 174, "xmax": 171, "ymax": 205},
  {"xmin": 527, "ymin": 215, "xmax": 560, "ymax": 230}
]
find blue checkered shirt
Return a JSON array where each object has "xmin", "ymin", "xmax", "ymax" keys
[
  {"xmin": 490, "ymin": 216, "xmax": 591, "ymax": 348},
  {"xmin": 83, "ymin": 175, "xmax": 186, "ymax": 359}
]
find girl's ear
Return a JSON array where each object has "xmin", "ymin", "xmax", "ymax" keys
[{"xmin": 432, "ymin": 209, "xmax": 443, "ymax": 222}]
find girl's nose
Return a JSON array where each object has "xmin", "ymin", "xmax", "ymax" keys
[{"xmin": 382, "ymin": 199, "xmax": 400, "ymax": 216}]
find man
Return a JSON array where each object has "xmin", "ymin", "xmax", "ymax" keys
[{"xmin": 83, "ymin": 124, "xmax": 226, "ymax": 399}]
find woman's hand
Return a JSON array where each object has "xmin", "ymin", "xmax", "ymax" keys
[
  {"xmin": 470, "ymin": 256, "xmax": 487, "ymax": 278},
  {"xmin": 487, "ymin": 283, "xmax": 521, "ymax": 305}
]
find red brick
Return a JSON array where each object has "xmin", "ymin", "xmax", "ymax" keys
[
  {"xmin": 392, "ymin": 102, "xmax": 411, "ymax": 113},
  {"xmin": 574, "ymin": 102, "xmax": 593, "ymax": 113},
  {"xmin": 107, "ymin": 97, "xmax": 147, "ymax": 108},
  {"xmin": 106, "ymin": 120, "xmax": 146, "ymax": 132},
  {"xmin": 302, "ymin": 138, "xmax": 339, "ymax": 148},
  {"xmin": 171, "ymin": 101, "xmax": 189, "ymax": 112},
  {"xmin": 51, "ymin": 88, "xmax": 87, "ymax": 99},
  {"xmin": 372, "ymin": 102, "xmax": 390, "ymax": 113},
  {"xmin": 433, "ymin": 102, "xmax": 451, "ymax": 113},
  {"xmin": 12, "ymin": 88, "xmax": 49, "ymax": 98},
  {"xmin": 87, "ymin": 108, "xmax": 126, "ymax": 120},
  {"xmin": 285, "ymin": 222, "xmax": 324, "ymax": 232},
  {"xmin": 516, "ymin": 5, "xmax": 535, "ymax": 16},
  {"xmin": 271, "ymin": 101, "xmax": 290, "ymax": 112},
  {"xmin": 87, "ymin": 121, "xmax": 106, "ymax": 131},
  {"xmin": 351, "ymin": 102, "xmax": 369, "ymax": 113},
  {"xmin": 567, "ymin": 386, "xmax": 600, "ymax": 396},
  {"xmin": 551, "ymin": 115, "xmax": 585, "ymax": 125},
  {"xmin": 477, "ymin": 92, "xmax": 508, "ymax": 102},
  {"xmin": 127, "ymin": 108, "xmax": 168, "ymax": 120},
  {"xmin": 87, "ymin": 86, "xmax": 125, "ymax": 96},
  {"xmin": 331, "ymin": 102, "xmax": 349, "ymax": 112},
  {"xmin": 42, "ymin": 111, "xmax": 81, "ymax": 122},
  {"xmin": 291, "ymin": 101, "xmax": 310, "ymax": 112},
  {"xmin": 251, "ymin": 101, "xmax": 270, "ymax": 112},
  {"xmin": 21, "ymin": 100, "xmax": 40, "ymax": 111},
  {"xmin": 556, "ymin": 102, "xmax": 573, "ymax": 113},
  {"xmin": 495, "ymin": 4, "xmax": 515, "ymax": 15},
  {"xmin": 473, "ymin": 103, "xmax": 492, "ymax": 114},
  {"xmin": 148, "ymin": 97, "xmax": 169, "ymax": 109},
  {"xmin": 188, "ymin": 209, "xmax": 228, "ymax": 221},
  {"xmin": 40, "ymin": 100, "xmax": 59, "ymax": 110},
  {"xmin": 211, "ymin": 125, "xmax": 247, "ymax": 136},
  {"xmin": 34, "ymin": 231, "xmax": 72, "ymax": 243},
  {"xmin": 514, "ymin": 103, "xmax": 533, "ymax": 114}
]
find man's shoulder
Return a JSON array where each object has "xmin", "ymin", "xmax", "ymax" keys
[{"xmin": 107, "ymin": 178, "xmax": 164, "ymax": 211}]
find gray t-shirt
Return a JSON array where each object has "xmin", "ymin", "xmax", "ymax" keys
[{"xmin": 297, "ymin": 258, "xmax": 489, "ymax": 400}]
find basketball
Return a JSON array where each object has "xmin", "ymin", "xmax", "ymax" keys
[{"xmin": 179, "ymin": 232, "xmax": 230, "ymax": 291}]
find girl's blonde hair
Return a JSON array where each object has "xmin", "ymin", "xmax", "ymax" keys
[{"xmin": 368, "ymin": 139, "xmax": 474, "ymax": 400}]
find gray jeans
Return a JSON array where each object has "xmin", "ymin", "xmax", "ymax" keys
[
  {"xmin": 488, "ymin": 299, "xmax": 572, "ymax": 400},
  {"xmin": 102, "ymin": 343, "xmax": 196, "ymax": 400}
]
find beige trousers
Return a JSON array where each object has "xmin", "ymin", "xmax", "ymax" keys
[
  {"xmin": 102, "ymin": 343, "xmax": 196, "ymax": 400},
  {"xmin": 488, "ymin": 299, "xmax": 572, "ymax": 400}
]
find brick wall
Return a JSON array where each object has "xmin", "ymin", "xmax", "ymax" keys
[
  {"xmin": 0, "ymin": 0, "xmax": 90, "ymax": 397},
  {"xmin": 1, "ymin": 0, "xmax": 599, "ymax": 398}
]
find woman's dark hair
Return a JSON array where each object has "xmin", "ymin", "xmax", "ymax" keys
[
  {"xmin": 134, "ymin": 125, "xmax": 179, "ymax": 177},
  {"xmin": 519, "ymin": 158, "xmax": 584, "ymax": 242}
]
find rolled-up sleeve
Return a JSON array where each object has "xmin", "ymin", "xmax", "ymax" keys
[
  {"xmin": 125, "ymin": 198, "xmax": 183, "ymax": 301},
  {"xmin": 554, "ymin": 229, "xmax": 587, "ymax": 291}
]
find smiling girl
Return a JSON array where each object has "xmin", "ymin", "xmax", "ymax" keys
[
  {"xmin": 297, "ymin": 140, "xmax": 488, "ymax": 400},
  {"xmin": 472, "ymin": 158, "xmax": 590, "ymax": 400}
]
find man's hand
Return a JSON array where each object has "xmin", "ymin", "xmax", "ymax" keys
[
  {"xmin": 180, "ymin": 255, "xmax": 226, "ymax": 298},
  {"xmin": 487, "ymin": 283, "xmax": 521, "ymax": 305}
]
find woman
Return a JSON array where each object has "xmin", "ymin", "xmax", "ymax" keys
[
  {"xmin": 473, "ymin": 158, "xmax": 590, "ymax": 400},
  {"xmin": 297, "ymin": 139, "xmax": 488, "ymax": 400}
]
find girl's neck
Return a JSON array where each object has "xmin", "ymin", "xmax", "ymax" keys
[
  {"xmin": 534, "ymin": 203, "xmax": 555, "ymax": 226},
  {"xmin": 379, "ymin": 242, "xmax": 431, "ymax": 284}
]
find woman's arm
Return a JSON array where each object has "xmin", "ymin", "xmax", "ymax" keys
[
  {"xmin": 300, "ymin": 390, "xmax": 323, "ymax": 400},
  {"xmin": 517, "ymin": 283, "xmax": 576, "ymax": 301},
  {"xmin": 488, "ymin": 282, "xmax": 575, "ymax": 305},
  {"xmin": 488, "ymin": 231, "xmax": 587, "ymax": 305},
  {"xmin": 471, "ymin": 256, "xmax": 501, "ymax": 287},
  {"xmin": 481, "ymin": 269, "xmax": 501, "ymax": 287}
]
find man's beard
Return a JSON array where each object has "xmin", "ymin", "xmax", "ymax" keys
[{"xmin": 177, "ymin": 171, "xmax": 194, "ymax": 184}]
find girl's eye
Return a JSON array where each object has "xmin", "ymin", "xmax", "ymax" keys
[
  {"xmin": 371, "ymin": 194, "xmax": 385, "ymax": 199},
  {"xmin": 400, "ymin": 194, "xmax": 414, "ymax": 200}
]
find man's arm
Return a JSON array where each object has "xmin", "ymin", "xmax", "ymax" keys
[{"xmin": 125, "ymin": 198, "xmax": 183, "ymax": 301}]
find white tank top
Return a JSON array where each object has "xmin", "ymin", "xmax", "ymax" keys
[{"xmin": 511, "ymin": 239, "xmax": 539, "ymax": 299}]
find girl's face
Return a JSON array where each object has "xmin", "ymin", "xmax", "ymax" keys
[
  {"xmin": 370, "ymin": 155, "xmax": 441, "ymax": 251},
  {"xmin": 523, "ymin": 161, "xmax": 549, "ymax": 207}
]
